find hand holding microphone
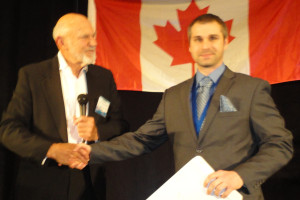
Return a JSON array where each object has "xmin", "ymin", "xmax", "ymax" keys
[{"xmin": 75, "ymin": 94, "xmax": 99, "ymax": 143}]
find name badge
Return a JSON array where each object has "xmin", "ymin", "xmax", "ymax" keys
[{"xmin": 95, "ymin": 96, "xmax": 110, "ymax": 118}]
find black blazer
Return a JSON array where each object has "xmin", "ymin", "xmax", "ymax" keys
[{"xmin": 0, "ymin": 56, "xmax": 128, "ymax": 199}]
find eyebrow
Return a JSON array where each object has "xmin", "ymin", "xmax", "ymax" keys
[
  {"xmin": 192, "ymin": 34, "xmax": 221, "ymax": 41},
  {"xmin": 192, "ymin": 34, "xmax": 220, "ymax": 37},
  {"xmin": 79, "ymin": 33, "xmax": 96, "ymax": 38},
  {"xmin": 209, "ymin": 34, "xmax": 220, "ymax": 37}
]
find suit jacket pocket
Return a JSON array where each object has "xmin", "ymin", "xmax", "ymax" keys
[{"xmin": 217, "ymin": 111, "xmax": 241, "ymax": 117}]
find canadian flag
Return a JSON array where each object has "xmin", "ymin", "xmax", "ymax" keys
[{"xmin": 88, "ymin": 0, "xmax": 300, "ymax": 92}]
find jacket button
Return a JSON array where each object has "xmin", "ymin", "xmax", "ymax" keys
[{"xmin": 196, "ymin": 149, "xmax": 203, "ymax": 153}]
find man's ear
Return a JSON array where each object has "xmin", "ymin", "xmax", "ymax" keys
[
  {"xmin": 224, "ymin": 37, "xmax": 229, "ymax": 50},
  {"xmin": 55, "ymin": 36, "xmax": 64, "ymax": 49}
]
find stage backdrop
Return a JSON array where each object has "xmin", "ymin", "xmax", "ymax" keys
[
  {"xmin": 89, "ymin": 0, "xmax": 300, "ymax": 92},
  {"xmin": 0, "ymin": 1, "xmax": 299, "ymax": 200}
]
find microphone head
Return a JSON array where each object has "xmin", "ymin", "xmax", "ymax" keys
[{"xmin": 77, "ymin": 94, "xmax": 88, "ymax": 105}]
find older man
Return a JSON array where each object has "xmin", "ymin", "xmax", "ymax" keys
[{"xmin": 0, "ymin": 13, "xmax": 128, "ymax": 200}]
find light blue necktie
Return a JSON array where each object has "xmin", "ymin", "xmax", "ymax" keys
[{"xmin": 196, "ymin": 77, "xmax": 213, "ymax": 130}]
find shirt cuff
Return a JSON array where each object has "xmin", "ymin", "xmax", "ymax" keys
[{"xmin": 41, "ymin": 156, "xmax": 48, "ymax": 165}]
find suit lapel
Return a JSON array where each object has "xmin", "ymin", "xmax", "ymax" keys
[
  {"xmin": 86, "ymin": 66, "xmax": 98, "ymax": 115},
  {"xmin": 41, "ymin": 57, "xmax": 68, "ymax": 142},
  {"xmin": 197, "ymin": 67, "xmax": 235, "ymax": 143},
  {"xmin": 180, "ymin": 77, "xmax": 199, "ymax": 142}
]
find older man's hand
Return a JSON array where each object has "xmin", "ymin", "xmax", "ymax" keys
[{"xmin": 69, "ymin": 143, "xmax": 92, "ymax": 170}]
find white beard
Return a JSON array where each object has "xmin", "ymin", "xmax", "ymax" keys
[{"xmin": 82, "ymin": 52, "xmax": 96, "ymax": 67}]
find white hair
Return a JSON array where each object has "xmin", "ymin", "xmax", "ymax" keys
[{"xmin": 52, "ymin": 21, "xmax": 70, "ymax": 41}]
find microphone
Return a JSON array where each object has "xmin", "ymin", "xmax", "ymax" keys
[
  {"xmin": 77, "ymin": 94, "xmax": 88, "ymax": 143},
  {"xmin": 77, "ymin": 94, "xmax": 88, "ymax": 116}
]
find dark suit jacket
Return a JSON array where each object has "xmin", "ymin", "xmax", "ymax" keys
[
  {"xmin": 0, "ymin": 56, "xmax": 128, "ymax": 200},
  {"xmin": 89, "ymin": 67, "xmax": 293, "ymax": 200}
]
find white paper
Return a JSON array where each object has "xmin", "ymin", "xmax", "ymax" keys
[{"xmin": 147, "ymin": 156, "xmax": 243, "ymax": 200}]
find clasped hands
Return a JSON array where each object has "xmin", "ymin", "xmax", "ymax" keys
[
  {"xmin": 46, "ymin": 143, "xmax": 91, "ymax": 169},
  {"xmin": 46, "ymin": 116, "xmax": 97, "ymax": 169}
]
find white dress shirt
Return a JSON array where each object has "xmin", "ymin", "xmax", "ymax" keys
[{"xmin": 58, "ymin": 52, "xmax": 88, "ymax": 144}]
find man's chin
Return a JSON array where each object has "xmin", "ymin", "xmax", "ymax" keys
[
  {"xmin": 82, "ymin": 55, "xmax": 95, "ymax": 66},
  {"xmin": 199, "ymin": 63, "xmax": 214, "ymax": 68},
  {"xmin": 197, "ymin": 59, "xmax": 215, "ymax": 67}
]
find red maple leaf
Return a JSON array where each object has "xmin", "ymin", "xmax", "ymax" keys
[{"xmin": 154, "ymin": 0, "xmax": 235, "ymax": 67}]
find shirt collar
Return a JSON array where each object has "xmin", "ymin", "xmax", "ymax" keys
[
  {"xmin": 195, "ymin": 63, "xmax": 226, "ymax": 86},
  {"xmin": 57, "ymin": 51, "xmax": 88, "ymax": 73}
]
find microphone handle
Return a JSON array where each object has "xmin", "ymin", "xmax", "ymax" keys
[
  {"xmin": 80, "ymin": 105, "xmax": 86, "ymax": 116},
  {"xmin": 79, "ymin": 104, "xmax": 87, "ymax": 143}
]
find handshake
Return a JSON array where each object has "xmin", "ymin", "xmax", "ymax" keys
[
  {"xmin": 46, "ymin": 143, "xmax": 92, "ymax": 170},
  {"xmin": 45, "ymin": 115, "xmax": 99, "ymax": 169}
]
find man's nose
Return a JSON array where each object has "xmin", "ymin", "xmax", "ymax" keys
[
  {"xmin": 202, "ymin": 39, "xmax": 211, "ymax": 49},
  {"xmin": 90, "ymin": 36, "xmax": 97, "ymax": 47}
]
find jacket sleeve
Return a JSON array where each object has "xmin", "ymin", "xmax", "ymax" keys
[
  {"xmin": 0, "ymin": 67, "xmax": 53, "ymax": 164},
  {"xmin": 234, "ymin": 80, "xmax": 293, "ymax": 194},
  {"xmin": 90, "ymin": 93, "xmax": 168, "ymax": 164}
]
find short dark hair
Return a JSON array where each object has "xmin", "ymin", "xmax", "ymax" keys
[{"xmin": 188, "ymin": 13, "xmax": 228, "ymax": 41}]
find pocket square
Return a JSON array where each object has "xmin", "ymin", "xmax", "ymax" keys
[{"xmin": 220, "ymin": 95, "xmax": 237, "ymax": 112}]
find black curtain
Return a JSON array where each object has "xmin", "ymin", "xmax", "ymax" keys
[{"xmin": 0, "ymin": 1, "xmax": 299, "ymax": 200}]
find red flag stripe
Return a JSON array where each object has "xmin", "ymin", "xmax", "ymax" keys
[
  {"xmin": 249, "ymin": 0, "xmax": 300, "ymax": 84},
  {"xmin": 95, "ymin": 0, "xmax": 142, "ymax": 90}
]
